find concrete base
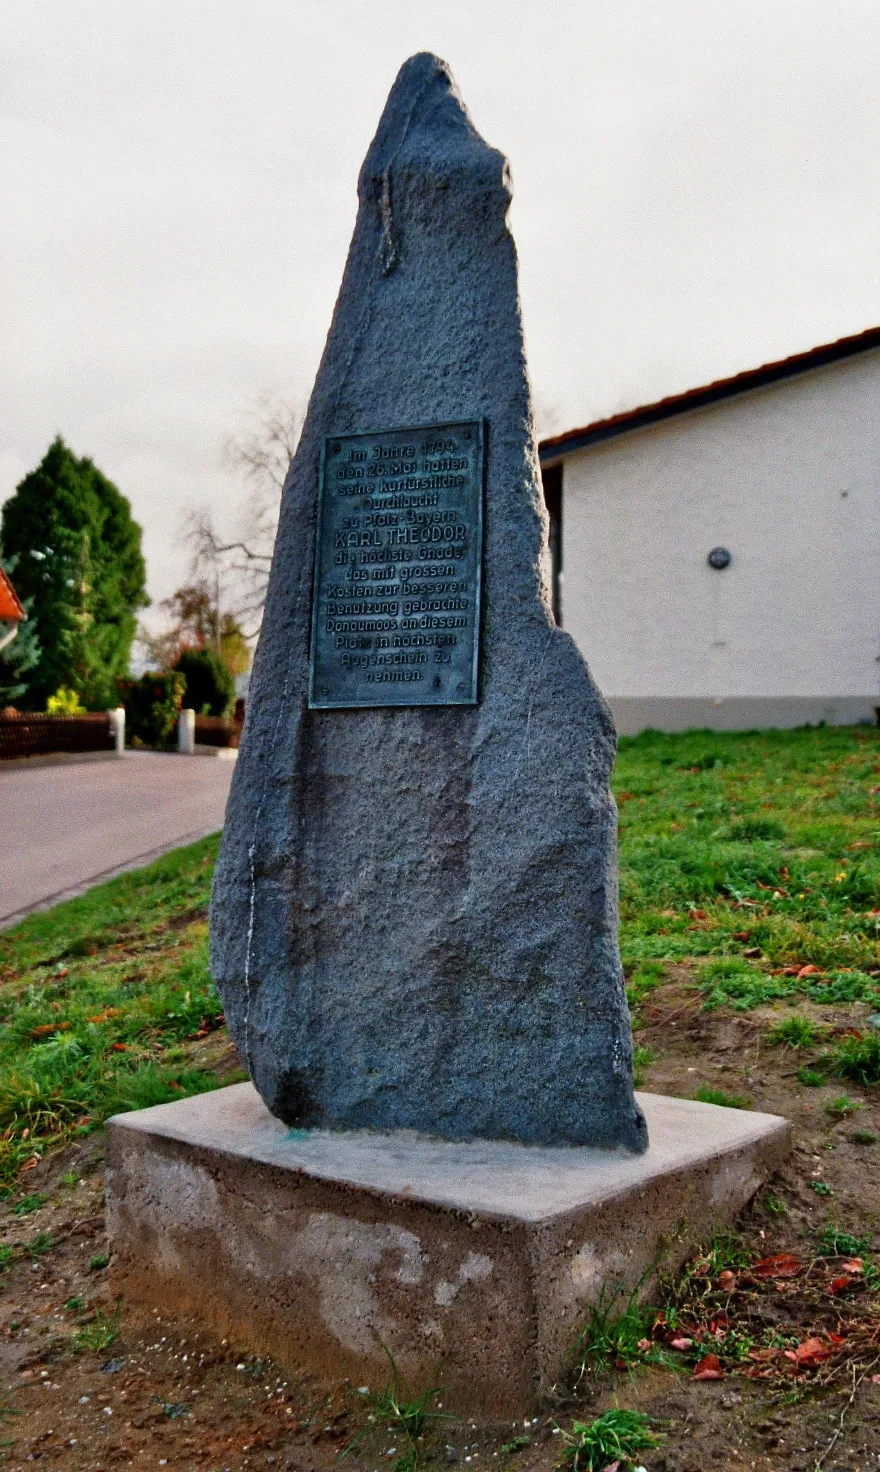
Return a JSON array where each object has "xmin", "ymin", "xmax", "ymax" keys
[{"xmin": 107, "ymin": 1083, "xmax": 789, "ymax": 1413}]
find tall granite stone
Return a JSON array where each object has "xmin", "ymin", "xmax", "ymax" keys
[{"xmin": 210, "ymin": 53, "xmax": 647, "ymax": 1152}]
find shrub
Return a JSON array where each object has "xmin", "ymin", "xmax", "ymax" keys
[
  {"xmin": 173, "ymin": 648, "xmax": 235, "ymax": 718},
  {"xmin": 119, "ymin": 671, "xmax": 185, "ymax": 748},
  {"xmin": 46, "ymin": 686, "xmax": 85, "ymax": 715}
]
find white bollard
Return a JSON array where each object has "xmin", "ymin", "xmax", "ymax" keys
[
  {"xmin": 178, "ymin": 707, "xmax": 196, "ymax": 755},
  {"xmin": 109, "ymin": 706, "xmax": 126, "ymax": 756}
]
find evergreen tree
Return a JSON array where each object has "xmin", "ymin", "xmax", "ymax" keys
[{"xmin": 0, "ymin": 438, "xmax": 148, "ymax": 708}]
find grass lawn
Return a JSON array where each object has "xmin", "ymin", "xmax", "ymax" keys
[
  {"xmin": 0, "ymin": 723, "xmax": 876, "ymax": 1196},
  {"xmin": 0, "ymin": 723, "xmax": 878, "ymax": 1470},
  {"xmin": 617, "ymin": 725, "xmax": 880, "ymax": 1092},
  {"xmin": 0, "ymin": 835, "xmax": 237, "ymax": 1192}
]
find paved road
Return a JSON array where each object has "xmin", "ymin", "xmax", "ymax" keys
[{"xmin": 0, "ymin": 752, "xmax": 234, "ymax": 929}]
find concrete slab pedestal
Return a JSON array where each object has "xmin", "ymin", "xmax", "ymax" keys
[{"xmin": 107, "ymin": 1084, "xmax": 789, "ymax": 1413}]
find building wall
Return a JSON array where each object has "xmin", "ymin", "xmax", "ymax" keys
[{"xmin": 557, "ymin": 349, "xmax": 880, "ymax": 733}]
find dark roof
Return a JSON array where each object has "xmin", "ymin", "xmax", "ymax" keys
[
  {"xmin": 0, "ymin": 566, "xmax": 25, "ymax": 623},
  {"xmin": 539, "ymin": 324, "xmax": 880, "ymax": 463}
]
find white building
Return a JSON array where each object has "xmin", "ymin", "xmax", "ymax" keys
[{"xmin": 539, "ymin": 326, "xmax": 880, "ymax": 734}]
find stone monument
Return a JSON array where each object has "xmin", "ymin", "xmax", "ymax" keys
[
  {"xmin": 107, "ymin": 54, "xmax": 789, "ymax": 1412},
  {"xmin": 210, "ymin": 50, "xmax": 645, "ymax": 1152}
]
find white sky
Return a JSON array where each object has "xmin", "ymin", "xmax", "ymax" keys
[{"xmin": 2, "ymin": 0, "xmax": 879, "ymax": 618}]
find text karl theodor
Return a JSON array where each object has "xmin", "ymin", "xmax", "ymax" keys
[{"xmin": 326, "ymin": 438, "xmax": 478, "ymax": 653}]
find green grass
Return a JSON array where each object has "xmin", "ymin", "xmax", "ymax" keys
[
  {"xmin": 556, "ymin": 1409, "xmax": 664, "ymax": 1472},
  {"xmin": 0, "ymin": 835, "xmax": 235, "ymax": 1193},
  {"xmin": 615, "ymin": 726, "xmax": 879, "ymax": 1005},
  {"xmin": 631, "ymin": 1043, "xmax": 654, "ymax": 1086},
  {"xmin": 574, "ymin": 1287, "xmax": 677, "ymax": 1381},
  {"xmin": 692, "ymin": 1085, "xmax": 749, "ymax": 1109},
  {"xmin": 356, "ymin": 1348, "xmax": 447, "ymax": 1472},
  {"xmin": 10, "ymin": 1192, "xmax": 46, "ymax": 1217},
  {"xmin": 73, "ymin": 1308, "xmax": 120, "ymax": 1353},
  {"xmin": 824, "ymin": 1094, "xmax": 863, "ymax": 1120},
  {"xmin": 796, "ymin": 1066, "xmax": 826, "ymax": 1087},
  {"xmin": 835, "ymin": 1031, "xmax": 880, "ymax": 1085},
  {"xmin": 767, "ymin": 1015, "xmax": 823, "ymax": 1049}
]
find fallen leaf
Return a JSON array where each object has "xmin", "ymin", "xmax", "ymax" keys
[
  {"xmin": 796, "ymin": 965, "xmax": 822, "ymax": 979},
  {"xmin": 842, "ymin": 1259, "xmax": 864, "ymax": 1274},
  {"xmin": 718, "ymin": 1270, "xmax": 737, "ymax": 1291},
  {"xmin": 828, "ymin": 1277, "xmax": 853, "ymax": 1295},
  {"xmin": 744, "ymin": 946, "xmax": 762, "ymax": 958},
  {"xmin": 30, "ymin": 1021, "xmax": 71, "ymax": 1038},
  {"xmin": 688, "ymin": 908, "xmax": 709, "ymax": 920},
  {"xmin": 828, "ymin": 1333, "xmax": 847, "ymax": 1346},
  {"xmin": 732, "ymin": 931, "xmax": 751, "ymax": 942},
  {"xmin": 637, "ymin": 1338, "xmax": 652, "ymax": 1351},
  {"xmin": 693, "ymin": 1353, "xmax": 725, "ymax": 1380},
  {"xmin": 748, "ymin": 1348, "xmax": 783, "ymax": 1362},
  {"xmin": 752, "ymin": 1254, "xmax": 802, "ymax": 1279},
  {"xmin": 88, "ymin": 1008, "xmax": 122, "ymax": 1024},
  {"xmin": 110, "ymin": 1042, "xmax": 129, "ymax": 1053},
  {"xmin": 669, "ymin": 1336, "xmax": 694, "ymax": 1351},
  {"xmin": 784, "ymin": 1338, "xmax": 832, "ymax": 1368}
]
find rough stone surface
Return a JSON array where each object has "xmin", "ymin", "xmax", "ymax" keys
[
  {"xmin": 107, "ymin": 1084, "xmax": 791, "ymax": 1412},
  {"xmin": 210, "ymin": 52, "xmax": 645, "ymax": 1150}
]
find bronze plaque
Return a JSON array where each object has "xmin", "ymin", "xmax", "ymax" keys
[{"xmin": 308, "ymin": 421, "xmax": 485, "ymax": 708}]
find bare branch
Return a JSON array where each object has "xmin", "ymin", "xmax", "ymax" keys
[{"xmin": 152, "ymin": 392, "xmax": 301, "ymax": 661}]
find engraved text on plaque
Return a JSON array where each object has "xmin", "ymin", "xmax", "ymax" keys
[{"xmin": 309, "ymin": 421, "xmax": 485, "ymax": 708}]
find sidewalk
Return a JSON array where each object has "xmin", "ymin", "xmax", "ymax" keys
[{"xmin": 0, "ymin": 751, "xmax": 234, "ymax": 928}]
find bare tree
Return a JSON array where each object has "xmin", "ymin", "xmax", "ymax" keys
[{"xmin": 187, "ymin": 393, "xmax": 301, "ymax": 642}]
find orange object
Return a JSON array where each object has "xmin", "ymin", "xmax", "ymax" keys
[
  {"xmin": 752, "ymin": 1253, "xmax": 802, "ymax": 1279},
  {"xmin": 693, "ymin": 1353, "xmax": 725, "ymax": 1380},
  {"xmin": 0, "ymin": 565, "xmax": 25, "ymax": 622}
]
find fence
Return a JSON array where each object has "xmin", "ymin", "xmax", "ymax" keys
[
  {"xmin": 0, "ymin": 711, "xmax": 120, "ymax": 762},
  {"xmin": 193, "ymin": 713, "xmax": 243, "ymax": 749}
]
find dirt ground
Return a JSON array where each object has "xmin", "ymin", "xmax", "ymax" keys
[{"xmin": 3, "ymin": 987, "xmax": 880, "ymax": 1472}]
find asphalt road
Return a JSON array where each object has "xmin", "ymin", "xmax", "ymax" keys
[{"xmin": 0, "ymin": 752, "xmax": 234, "ymax": 929}]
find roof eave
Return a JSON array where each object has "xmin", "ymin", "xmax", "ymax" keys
[{"xmin": 539, "ymin": 324, "xmax": 880, "ymax": 463}]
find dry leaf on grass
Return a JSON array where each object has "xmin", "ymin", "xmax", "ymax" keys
[
  {"xmin": 751, "ymin": 1253, "xmax": 802, "ymax": 1279},
  {"xmin": 784, "ymin": 1338, "xmax": 832, "ymax": 1368},
  {"xmin": 693, "ymin": 1354, "xmax": 725, "ymax": 1381}
]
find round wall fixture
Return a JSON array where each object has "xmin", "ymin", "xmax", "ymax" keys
[{"xmin": 707, "ymin": 547, "xmax": 731, "ymax": 569}]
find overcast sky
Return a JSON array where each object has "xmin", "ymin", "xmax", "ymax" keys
[{"xmin": 3, "ymin": 1, "xmax": 878, "ymax": 620}]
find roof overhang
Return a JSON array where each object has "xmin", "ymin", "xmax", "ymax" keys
[{"xmin": 539, "ymin": 324, "xmax": 880, "ymax": 465}]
